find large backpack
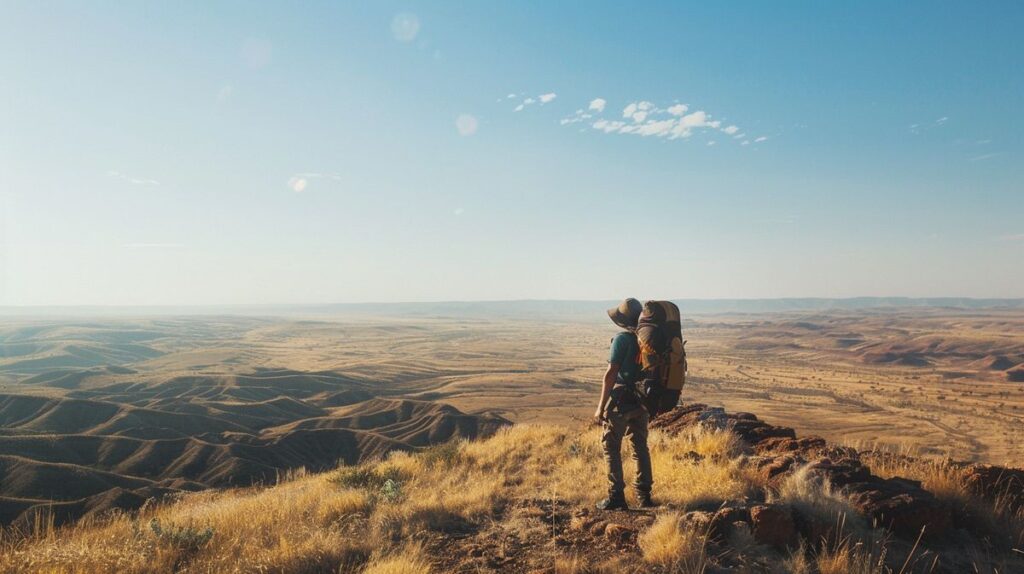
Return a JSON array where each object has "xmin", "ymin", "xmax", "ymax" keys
[{"xmin": 635, "ymin": 300, "xmax": 687, "ymax": 416}]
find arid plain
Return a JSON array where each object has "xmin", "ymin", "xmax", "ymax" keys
[{"xmin": 0, "ymin": 307, "xmax": 1022, "ymax": 527}]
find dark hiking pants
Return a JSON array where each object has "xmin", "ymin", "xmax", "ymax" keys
[{"xmin": 601, "ymin": 406, "xmax": 652, "ymax": 499}]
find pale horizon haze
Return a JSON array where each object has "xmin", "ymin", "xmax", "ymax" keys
[{"xmin": 2, "ymin": 2, "xmax": 1022, "ymax": 306}]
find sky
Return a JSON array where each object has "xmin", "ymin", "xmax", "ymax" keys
[{"xmin": 1, "ymin": 1, "xmax": 1022, "ymax": 305}]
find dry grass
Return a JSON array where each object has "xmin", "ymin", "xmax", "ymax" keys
[
  {"xmin": 6, "ymin": 422, "xmax": 1017, "ymax": 573},
  {"xmin": 865, "ymin": 450, "xmax": 1024, "ymax": 549},
  {"xmin": 0, "ymin": 424, "xmax": 754, "ymax": 573},
  {"xmin": 637, "ymin": 512, "xmax": 709, "ymax": 572},
  {"xmin": 362, "ymin": 544, "xmax": 432, "ymax": 574}
]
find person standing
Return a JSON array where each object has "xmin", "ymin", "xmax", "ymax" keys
[{"xmin": 593, "ymin": 298, "xmax": 654, "ymax": 510}]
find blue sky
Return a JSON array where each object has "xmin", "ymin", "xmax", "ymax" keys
[{"xmin": 1, "ymin": 1, "xmax": 1022, "ymax": 305}]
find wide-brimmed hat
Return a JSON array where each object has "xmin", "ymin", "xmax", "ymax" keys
[{"xmin": 607, "ymin": 298, "xmax": 642, "ymax": 329}]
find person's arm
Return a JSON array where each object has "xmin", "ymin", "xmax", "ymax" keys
[{"xmin": 593, "ymin": 362, "xmax": 619, "ymax": 423}]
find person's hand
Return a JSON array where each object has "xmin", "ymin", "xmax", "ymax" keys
[{"xmin": 592, "ymin": 406, "xmax": 605, "ymax": 425}]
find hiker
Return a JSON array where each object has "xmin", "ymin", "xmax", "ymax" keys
[{"xmin": 593, "ymin": 298, "xmax": 654, "ymax": 510}]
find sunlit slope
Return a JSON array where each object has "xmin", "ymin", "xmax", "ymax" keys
[{"xmin": 3, "ymin": 405, "xmax": 1021, "ymax": 573}]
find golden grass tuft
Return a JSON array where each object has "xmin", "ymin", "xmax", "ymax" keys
[
  {"xmin": 637, "ymin": 512, "xmax": 709, "ymax": 572},
  {"xmin": 362, "ymin": 543, "xmax": 433, "ymax": 574}
]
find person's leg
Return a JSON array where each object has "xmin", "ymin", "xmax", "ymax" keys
[
  {"xmin": 625, "ymin": 408, "xmax": 654, "ymax": 505},
  {"xmin": 599, "ymin": 412, "xmax": 628, "ymax": 509}
]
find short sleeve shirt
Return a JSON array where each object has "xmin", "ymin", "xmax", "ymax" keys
[{"xmin": 608, "ymin": 331, "xmax": 641, "ymax": 385}]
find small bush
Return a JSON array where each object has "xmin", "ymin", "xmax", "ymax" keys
[
  {"xmin": 379, "ymin": 479, "xmax": 404, "ymax": 503},
  {"xmin": 332, "ymin": 466, "xmax": 403, "ymax": 490},
  {"xmin": 419, "ymin": 441, "xmax": 463, "ymax": 469},
  {"xmin": 149, "ymin": 518, "xmax": 214, "ymax": 551}
]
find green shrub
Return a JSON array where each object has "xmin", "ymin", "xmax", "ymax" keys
[{"xmin": 149, "ymin": 518, "xmax": 214, "ymax": 551}]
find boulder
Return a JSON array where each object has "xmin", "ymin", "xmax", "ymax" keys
[
  {"xmin": 961, "ymin": 464, "xmax": 1024, "ymax": 515},
  {"xmin": 749, "ymin": 505, "xmax": 797, "ymax": 548}
]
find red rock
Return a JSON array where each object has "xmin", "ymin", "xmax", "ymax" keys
[
  {"xmin": 961, "ymin": 464, "xmax": 1024, "ymax": 514},
  {"xmin": 750, "ymin": 505, "xmax": 797, "ymax": 548},
  {"xmin": 604, "ymin": 523, "xmax": 635, "ymax": 544}
]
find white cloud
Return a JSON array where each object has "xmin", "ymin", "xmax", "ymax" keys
[
  {"xmin": 667, "ymin": 103, "xmax": 688, "ymax": 116},
  {"xmin": 555, "ymin": 97, "xmax": 757, "ymax": 147},
  {"xmin": 969, "ymin": 152, "xmax": 1002, "ymax": 162},
  {"xmin": 707, "ymin": 141, "xmax": 716, "ymax": 146},
  {"xmin": 455, "ymin": 114, "xmax": 479, "ymax": 136},
  {"xmin": 286, "ymin": 172, "xmax": 342, "ymax": 193},
  {"xmin": 593, "ymin": 119, "xmax": 627, "ymax": 133},
  {"xmin": 539, "ymin": 92, "xmax": 557, "ymax": 104},
  {"xmin": 391, "ymin": 13, "xmax": 420, "ymax": 43},
  {"xmin": 514, "ymin": 104, "xmax": 524, "ymax": 112},
  {"xmin": 523, "ymin": 97, "xmax": 535, "ymax": 105},
  {"xmin": 635, "ymin": 119, "xmax": 675, "ymax": 137},
  {"xmin": 107, "ymin": 170, "xmax": 159, "ymax": 185},
  {"xmin": 741, "ymin": 140, "xmax": 750, "ymax": 146},
  {"xmin": 506, "ymin": 93, "xmax": 517, "ymax": 99},
  {"xmin": 754, "ymin": 136, "xmax": 768, "ymax": 143}
]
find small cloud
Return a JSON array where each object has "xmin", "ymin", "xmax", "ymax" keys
[
  {"xmin": 622, "ymin": 103, "xmax": 637, "ymax": 118},
  {"xmin": 455, "ymin": 114, "xmax": 479, "ymax": 136},
  {"xmin": 514, "ymin": 104, "xmax": 524, "ymax": 112},
  {"xmin": 969, "ymin": 152, "xmax": 1002, "ymax": 162},
  {"xmin": 589, "ymin": 98, "xmax": 606, "ymax": 112},
  {"xmin": 741, "ymin": 140, "xmax": 750, "ymax": 146},
  {"xmin": 506, "ymin": 93, "xmax": 517, "ymax": 99},
  {"xmin": 539, "ymin": 92, "xmax": 557, "ymax": 104},
  {"xmin": 910, "ymin": 116, "xmax": 950, "ymax": 134},
  {"xmin": 391, "ymin": 13, "xmax": 420, "ymax": 43},
  {"xmin": 286, "ymin": 172, "xmax": 342, "ymax": 193},
  {"xmin": 107, "ymin": 170, "xmax": 159, "ymax": 185},
  {"xmin": 754, "ymin": 136, "xmax": 768, "ymax": 143},
  {"xmin": 667, "ymin": 103, "xmax": 688, "ymax": 116},
  {"xmin": 454, "ymin": 207, "xmax": 465, "ymax": 216},
  {"xmin": 722, "ymin": 125, "xmax": 739, "ymax": 135},
  {"xmin": 240, "ymin": 39, "xmax": 272, "ymax": 69},
  {"xmin": 523, "ymin": 97, "xmax": 535, "ymax": 105},
  {"xmin": 706, "ymin": 141, "xmax": 716, "ymax": 146}
]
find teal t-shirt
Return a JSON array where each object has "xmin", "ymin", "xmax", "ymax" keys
[{"xmin": 608, "ymin": 331, "xmax": 641, "ymax": 385}]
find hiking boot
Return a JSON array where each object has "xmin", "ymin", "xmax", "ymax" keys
[
  {"xmin": 596, "ymin": 497, "xmax": 629, "ymax": 511},
  {"xmin": 638, "ymin": 493, "xmax": 656, "ymax": 508}
]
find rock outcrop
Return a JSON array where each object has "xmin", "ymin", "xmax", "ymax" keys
[{"xmin": 652, "ymin": 404, "xmax": 971, "ymax": 540}]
